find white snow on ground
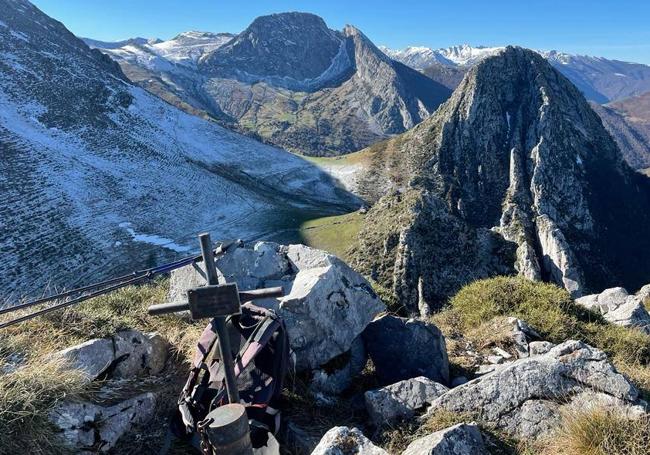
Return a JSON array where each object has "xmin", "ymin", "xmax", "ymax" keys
[{"xmin": 118, "ymin": 222, "xmax": 192, "ymax": 253}]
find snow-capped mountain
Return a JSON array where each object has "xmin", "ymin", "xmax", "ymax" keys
[
  {"xmin": 91, "ymin": 13, "xmax": 451, "ymax": 156},
  {"xmin": 0, "ymin": 0, "xmax": 358, "ymax": 299},
  {"xmin": 84, "ymin": 31, "xmax": 235, "ymax": 68},
  {"xmin": 380, "ymin": 44, "xmax": 504, "ymax": 69},
  {"xmin": 383, "ymin": 44, "xmax": 650, "ymax": 103}
]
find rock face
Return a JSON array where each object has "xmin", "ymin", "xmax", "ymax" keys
[
  {"xmin": 402, "ymin": 423, "xmax": 485, "ymax": 455},
  {"xmin": 362, "ymin": 315, "xmax": 449, "ymax": 385},
  {"xmin": 52, "ymin": 331, "xmax": 168, "ymax": 382},
  {"xmin": 311, "ymin": 426, "xmax": 388, "ymax": 455},
  {"xmin": 351, "ymin": 46, "xmax": 650, "ymax": 312},
  {"xmin": 98, "ymin": 13, "xmax": 451, "ymax": 156},
  {"xmin": 425, "ymin": 340, "xmax": 642, "ymax": 439},
  {"xmin": 50, "ymin": 393, "xmax": 157, "ymax": 452},
  {"xmin": 364, "ymin": 376, "xmax": 449, "ymax": 425},
  {"xmin": 576, "ymin": 286, "xmax": 650, "ymax": 333},
  {"xmin": 169, "ymin": 242, "xmax": 384, "ymax": 371}
]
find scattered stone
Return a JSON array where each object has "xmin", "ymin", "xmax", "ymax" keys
[
  {"xmin": 112, "ymin": 330, "xmax": 168, "ymax": 378},
  {"xmin": 50, "ymin": 393, "xmax": 156, "ymax": 452},
  {"xmin": 169, "ymin": 242, "xmax": 384, "ymax": 371},
  {"xmin": 425, "ymin": 340, "xmax": 640, "ymax": 439},
  {"xmin": 52, "ymin": 338, "xmax": 114, "ymax": 382},
  {"xmin": 486, "ymin": 355, "xmax": 504, "ymax": 365},
  {"xmin": 493, "ymin": 347, "xmax": 512, "ymax": 360},
  {"xmin": 576, "ymin": 286, "xmax": 650, "ymax": 333},
  {"xmin": 311, "ymin": 426, "xmax": 388, "ymax": 455},
  {"xmin": 364, "ymin": 376, "xmax": 449, "ymax": 426},
  {"xmin": 528, "ymin": 341, "xmax": 555, "ymax": 356},
  {"xmin": 362, "ymin": 315, "xmax": 449, "ymax": 385},
  {"xmin": 402, "ymin": 423, "xmax": 485, "ymax": 455}
]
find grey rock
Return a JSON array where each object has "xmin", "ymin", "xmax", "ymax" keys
[
  {"xmin": 112, "ymin": 330, "xmax": 168, "ymax": 378},
  {"xmin": 311, "ymin": 426, "xmax": 388, "ymax": 455},
  {"xmin": 528, "ymin": 341, "xmax": 555, "ymax": 356},
  {"xmin": 170, "ymin": 242, "xmax": 384, "ymax": 371},
  {"xmin": 362, "ymin": 315, "xmax": 449, "ymax": 385},
  {"xmin": 402, "ymin": 423, "xmax": 485, "ymax": 455},
  {"xmin": 52, "ymin": 338, "xmax": 114, "ymax": 382},
  {"xmin": 425, "ymin": 340, "xmax": 639, "ymax": 439},
  {"xmin": 50, "ymin": 393, "xmax": 156, "ymax": 452},
  {"xmin": 575, "ymin": 286, "xmax": 650, "ymax": 333},
  {"xmin": 364, "ymin": 376, "xmax": 449, "ymax": 425},
  {"xmin": 310, "ymin": 336, "xmax": 367, "ymax": 395},
  {"xmin": 637, "ymin": 284, "xmax": 650, "ymax": 305}
]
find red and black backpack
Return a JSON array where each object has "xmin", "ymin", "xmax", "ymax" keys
[{"xmin": 172, "ymin": 302, "xmax": 289, "ymax": 451}]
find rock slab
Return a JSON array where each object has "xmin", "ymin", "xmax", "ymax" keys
[
  {"xmin": 576, "ymin": 286, "xmax": 650, "ymax": 333},
  {"xmin": 50, "ymin": 393, "xmax": 156, "ymax": 452},
  {"xmin": 402, "ymin": 423, "xmax": 485, "ymax": 455},
  {"xmin": 364, "ymin": 376, "xmax": 449, "ymax": 425},
  {"xmin": 425, "ymin": 340, "xmax": 640, "ymax": 439}
]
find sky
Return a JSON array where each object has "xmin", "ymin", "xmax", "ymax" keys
[{"xmin": 32, "ymin": 0, "xmax": 650, "ymax": 64}]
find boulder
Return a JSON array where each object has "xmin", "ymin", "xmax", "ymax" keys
[
  {"xmin": 112, "ymin": 330, "xmax": 168, "ymax": 378},
  {"xmin": 364, "ymin": 376, "xmax": 449, "ymax": 425},
  {"xmin": 362, "ymin": 315, "xmax": 449, "ymax": 385},
  {"xmin": 169, "ymin": 242, "xmax": 385, "ymax": 371},
  {"xmin": 50, "ymin": 393, "xmax": 156, "ymax": 452},
  {"xmin": 51, "ymin": 331, "xmax": 168, "ymax": 382},
  {"xmin": 576, "ymin": 286, "xmax": 650, "ymax": 333},
  {"xmin": 637, "ymin": 284, "xmax": 650, "ymax": 306},
  {"xmin": 52, "ymin": 338, "xmax": 114, "ymax": 382},
  {"xmin": 424, "ymin": 340, "xmax": 640, "ymax": 439},
  {"xmin": 311, "ymin": 426, "xmax": 388, "ymax": 455},
  {"xmin": 310, "ymin": 336, "xmax": 367, "ymax": 395},
  {"xmin": 402, "ymin": 423, "xmax": 485, "ymax": 455}
]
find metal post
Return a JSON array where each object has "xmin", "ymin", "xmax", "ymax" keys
[{"xmin": 199, "ymin": 233, "xmax": 240, "ymax": 404}]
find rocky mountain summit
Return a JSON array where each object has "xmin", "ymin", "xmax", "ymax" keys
[
  {"xmin": 350, "ymin": 46, "xmax": 650, "ymax": 313},
  {"xmin": 6, "ymin": 243, "xmax": 648, "ymax": 454},
  {"xmin": 93, "ymin": 12, "xmax": 451, "ymax": 156},
  {"xmin": 0, "ymin": 0, "xmax": 359, "ymax": 299}
]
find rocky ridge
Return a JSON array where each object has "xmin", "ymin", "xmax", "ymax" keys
[
  {"xmin": 351, "ymin": 46, "xmax": 650, "ymax": 312},
  {"xmin": 93, "ymin": 12, "xmax": 451, "ymax": 156}
]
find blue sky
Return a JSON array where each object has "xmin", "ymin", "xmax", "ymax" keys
[{"xmin": 32, "ymin": 0, "xmax": 650, "ymax": 64}]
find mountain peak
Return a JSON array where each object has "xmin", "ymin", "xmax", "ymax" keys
[
  {"xmin": 200, "ymin": 11, "xmax": 344, "ymax": 85},
  {"xmin": 352, "ymin": 45, "xmax": 650, "ymax": 309}
]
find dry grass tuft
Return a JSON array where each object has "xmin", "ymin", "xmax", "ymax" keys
[
  {"xmin": 538, "ymin": 407, "xmax": 650, "ymax": 455},
  {"xmin": 0, "ymin": 278, "xmax": 205, "ymax": 453},
  {"xmin": 0, "ymin": 357, "xmax": 87, "ymax": 454}
]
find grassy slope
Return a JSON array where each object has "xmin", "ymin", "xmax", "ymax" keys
[{"xmin": 298, "ymin": 211, "xmax": 363, "ymax": 260}]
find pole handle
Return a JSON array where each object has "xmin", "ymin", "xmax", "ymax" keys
[{"xmin": 147, "ymin": 302, "xmax": 189, "ymax": 315}]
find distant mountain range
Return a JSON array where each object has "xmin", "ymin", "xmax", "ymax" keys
[
  {"xmin": 382, "ymin": 44, "xmax": 650, "ymax": 103},
  {"xmin": 85, "ymin": 13, "xmax": 451, "ymax": 156},
  {"xmin": 0, "ymin": 0, "xmax": 357, "ymax": 298}
]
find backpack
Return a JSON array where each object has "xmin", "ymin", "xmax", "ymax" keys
[{"xmin": 172, "ymin": 302, "xmax": 289, "ymax": 452}]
